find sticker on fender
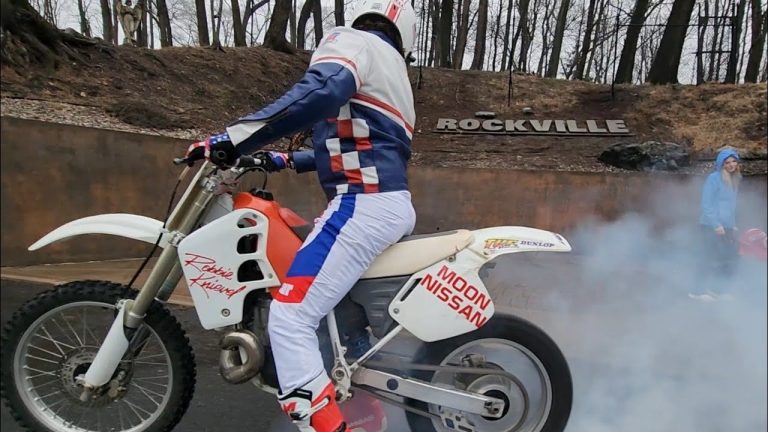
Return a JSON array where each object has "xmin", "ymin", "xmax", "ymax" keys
[{"xmin": 420, "ymin": 265, "xmax": 492, "ymax": 328}]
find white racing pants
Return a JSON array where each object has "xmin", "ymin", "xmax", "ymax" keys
[{"xmin": 268, "ymin": 191, "xmax": 416, "ymax": 393}]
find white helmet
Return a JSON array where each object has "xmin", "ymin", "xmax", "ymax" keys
[{"xmin": 350, "ymin": 0, "xmax": 418, "ymax": 56}]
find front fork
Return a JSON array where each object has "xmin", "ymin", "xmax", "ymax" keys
[{"xmin": 78, "ymin": 165, "xmax": 217, "ymax": 394}]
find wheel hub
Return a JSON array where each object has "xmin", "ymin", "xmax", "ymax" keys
[{"xmin": 58, "ymin": 347, "xmax": 131, "ymax": 405}]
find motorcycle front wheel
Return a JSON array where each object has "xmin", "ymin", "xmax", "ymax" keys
[
  {"xmin": 406, "ymin": 315, "xmax": 572, "ymax": 432},
  {"xmin": 1, "ymin": 280, "xmax": 196, "ymax": 432}
]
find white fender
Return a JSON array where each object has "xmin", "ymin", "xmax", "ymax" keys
[
  {"xmin": 28, "ymin": 214, "xmax": 168, "ymax": 251},
  {"xmin": 467, "ymin": 226, "xmax": 572, "ymax": 258}
]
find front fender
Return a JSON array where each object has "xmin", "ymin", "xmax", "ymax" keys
[{"xmin": 28, "ymin": 214, "xmax": 169, "ymax": 251}]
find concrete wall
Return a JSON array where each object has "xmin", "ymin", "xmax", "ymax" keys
[{"xmin": 2, "ymin": 116, "xmax": 766, "ymax": 266}]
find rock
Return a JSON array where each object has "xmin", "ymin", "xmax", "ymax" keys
[
  {"xmin": 475, "ymin": 111, "xmax": 496, "ymax": 119},
  {"xmin": 522, "ymin": 107, "xmax": 534, "ymax": 115},
  {"xmin": 598, "ymin": 141, "xmax": 690, "ymax": 171}
]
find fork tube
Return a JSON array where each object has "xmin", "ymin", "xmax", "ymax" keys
[
  {"xmin": 125, "ymin": 175, "xmax": 217, "ymax": 328},
  {"xmin": 154, "ymin": 261, "xmax": 183, "ymax": 303}
]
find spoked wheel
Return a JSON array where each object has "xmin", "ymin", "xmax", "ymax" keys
[
  {"xmin": 406, "ymin": 316, "xmax": 572, "ymax": 432},
  {"xmin": 1, "ymin": 281, "xmax": 196, "ymax": 432}
]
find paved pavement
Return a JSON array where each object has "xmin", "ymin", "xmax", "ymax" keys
[
  {"xmin": 2, "ymin": 250, "xmax": 766, "ymax": 432},
  {"xmin": 0, "ymin": 279, "xmax": 282, "ymax": 432}
]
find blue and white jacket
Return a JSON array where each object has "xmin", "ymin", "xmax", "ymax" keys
[{"xmin": 223, "ymin": 27, "xmax": 415, "ymax": 200}]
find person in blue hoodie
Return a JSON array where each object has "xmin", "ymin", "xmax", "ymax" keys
[{"xmin": 689, "ymin": 148, "xmax": 741, "ymax": 301}]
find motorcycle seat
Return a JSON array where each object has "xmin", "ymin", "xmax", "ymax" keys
[{"xmin": 361, "ymin": 229, "xmax": 475, "ymax": 279}]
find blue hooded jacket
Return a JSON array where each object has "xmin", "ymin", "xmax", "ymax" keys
[{"xmin": 699, "ymin": 149, "xmax": 740, "ymax": 229}]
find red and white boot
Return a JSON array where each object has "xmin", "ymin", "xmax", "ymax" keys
[{"xmin": 278, "ymin": 374, "xmax": 350, "ymax": 432}]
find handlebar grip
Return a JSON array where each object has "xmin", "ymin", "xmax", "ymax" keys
[{"xmin": 237, "ymin": 155, "xmax": 262, "ymax": 168}]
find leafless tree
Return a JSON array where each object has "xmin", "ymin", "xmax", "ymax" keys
[
  {"xmin": 452, "ymin": 0, "xmax": 472, "ymax": 68},
  {"xmin": 470, "ymin": 0, "xmax": 489, "ymax": 69},
  {"xmin": 647, "ymin": 0, "xmax": 696, "ymax": 83},
  {"xmin": 263, "ymin": 0, "xmax": 294, "ymax": 52},
  {"xmin": 437, "ymin": 0, "xmax": 453, "ymax": 66},
  {"xmin": 195, "ymin": 0, "xmax": 210, "ymax": 45},
  {"xmin": 724, "ymin": 0, "xmax": 747, "ymax": 82},
  {"xmin": 76, "ymin": 0, "xmax": 93, "ymax": 36},
  {"xmin": 546, "ymin": 0, "xmax": 571, "ymax": 77},
  {"xmin": 99, "ymin": 0, "xmax": 114, "ymax": 42},
  {"xmin": 745, "ymin": 0, "xmax": 767, "ymax": 81},
  {"xmin": 334, "ymin": 0, "xmax": 344, "ymax": 25}
]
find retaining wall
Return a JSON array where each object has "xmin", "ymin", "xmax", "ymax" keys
[{"xmin": 2, "ymin": 117, "xmax": 766, "ymax": 266}]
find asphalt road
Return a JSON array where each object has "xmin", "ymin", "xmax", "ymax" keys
[
  {"xmin": 0, "ymin": 279, "xmax": 417, "ymax": 432},
  {"xmin": 0, "ymin": 280, "xmax": 288, "ymax": 432}
]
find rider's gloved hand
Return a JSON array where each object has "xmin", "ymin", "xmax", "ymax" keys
[
  {"xmin": 257, "ymin": 151, "xmax": 291, "ymax": 172},
  {"xmin": 184, "ymin": 133, "xmax": 240, "ymax": 168}
]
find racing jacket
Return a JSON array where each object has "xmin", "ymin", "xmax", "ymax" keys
[{"xmin": 223, "ymin": 27, "xmax": 415, "ymax": 200}]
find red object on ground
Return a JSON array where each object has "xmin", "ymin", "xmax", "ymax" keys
[{"xmin": 738, "ymin": 228, "xmax": 768, "ymax": 261}]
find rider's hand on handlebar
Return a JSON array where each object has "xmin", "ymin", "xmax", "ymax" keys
[
  {"xmin": 255, "ymin": 151, "xmax": 291, "ymax": 172},
  {"xmin": 184, "ymin": 133, "xmax": 240, "ymax": 168}
]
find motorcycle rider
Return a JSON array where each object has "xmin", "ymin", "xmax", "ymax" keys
[{"xmin": 184, "ymin": 0, "xmax": 418, "ymax": 430}]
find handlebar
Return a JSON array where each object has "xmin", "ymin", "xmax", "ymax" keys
[{"xmin": 173, "ymin": 153, "xmax": 264, "ymax": 169}]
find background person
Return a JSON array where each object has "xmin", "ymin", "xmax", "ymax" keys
[{"xmin": 689, "ymin": 148, "xmax": 741, "ymax": 302}]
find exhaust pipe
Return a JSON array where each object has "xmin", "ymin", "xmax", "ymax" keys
[{"xmin": 219, "ymin": 329, "xmax": 264, "ymax": 384}]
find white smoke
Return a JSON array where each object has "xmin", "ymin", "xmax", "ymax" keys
[{"xmin": 491, "ymin": 176, "xmax": 767, "ymax": 432}]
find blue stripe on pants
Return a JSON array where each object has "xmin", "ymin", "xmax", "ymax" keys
[{"xmin": 286, "ymin": 194, "xmax": 357, "ymax": 278}]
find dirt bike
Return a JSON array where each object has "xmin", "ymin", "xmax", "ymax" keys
[{"xmin": 1, "ymin": 151, "xmax": 573, "ymax": 432}]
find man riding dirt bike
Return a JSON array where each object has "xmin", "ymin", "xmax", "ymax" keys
[
  {"xmin": 0, "ymin": 0, "xmax": 574, "ymax": 430},
  {"xmin": 186, "ymin": 0, "xmax": 423, "ymax": 429}
]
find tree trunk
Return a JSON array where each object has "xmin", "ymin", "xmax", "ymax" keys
[
  {"xmin": 429, "ymin": 0, "xmax": 439, "ymax": 66},
  {"xmin": 156, "ymin": 0, "xmax": 172, "ymax": 46},
  {"xmin": 99, "ymin": 0, "xmax": 113, "ymax": 42},
  {"xmin": 452, "ymin": 0, "xmax": 471, "ymax": 68},
  {"xmin": 212, "ymin": 0, "xmax": 224, "ymax": 48},
  {"xmin": 744, "ymin": 0, "xmax": 766, "ymax": 82},
  {"xmin": 724, "ymin": 0, "xmax": 747, "ymax": 82},
  {"xmin": 137, "ymin": 0, "xmax": 148, "ymax": 47},
  {"xmin": 707, "ymin": 0, "xmax": 721, "ymax": 81},
  {"xmin": 491, "ymin": 0, "xmax": 503, "ymax": 70},
  {"xmin": 574, "ymin": 0, "xmax": 597, "ymax": 79},
  {"xmin": 334, "ymin": 0, "xmax": 344, "ymax": 26},
  {"xmin": 537, "ymin": 0, "xmax": 554, "ymax": 75},
  {"xmin": 646, "ymin": 0, "xmax": 696, "ymax": 83},
  {"xmin": 296, "ymin": 0, "xmax": 312, "ymax": 49},
  {"xmin": 546, "ymin": 0, "xmax": 571, "ymax": 77},
  {"xmin": 501, "ymin": 0, "xmax": 513, "ymax": 70},
  {"xmin": 264, "ymin": 0, "xmax": 295, "ymax": 52},
  {"xmin": 470, "ymin": 0, "xmax": 488, "ymax": 69},
  {"xmin": 696, "ymin": 9, "xmax": 707, "ymax": 85},
  {"xmin": 312, "ymin": 0, "xmax": 322, "ymax": 45},
  {"xmin": 76, "ymin": 0, "xmax": 91, "ymax": 37},
  {"xmin": 231, "ymin": 0, "xmax": 246, "ymax": 46},
  {"xmin": 148, "ymin": 0, "xmax": 153, "ymax": 47},
  {"xmin": 584, "ymin": 0, "xmax": 605, "ymax": 80},
  {"xmin": 195, "ymin": 0, "xmax": 210, "ymax": 45},
  {"xmin": 515, "ymin": 0, "xmax": 531, "ymax": 71},
  {"xmin": 615, "ymin": 0, "xmax": 650, "ymax": 83},
  {"xmin": 437, "ymin": 0, "xmax": 453, "ymax": 67},
  {"xmin": 112, "ymin": 0, "xmax": 119, "ymax": 44}
]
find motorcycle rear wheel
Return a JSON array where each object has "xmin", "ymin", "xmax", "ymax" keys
[
  {"xmin": 0, "ymin": 280, "xmax": 196, "ymax": 432},
  {"xmin": 406, "ymin": 315, "xmax": 572, "ymax": 432}
]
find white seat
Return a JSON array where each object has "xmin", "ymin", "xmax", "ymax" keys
[{"xmin": 361, "ymin": 229, "xmax": 474, "ymax": 279}]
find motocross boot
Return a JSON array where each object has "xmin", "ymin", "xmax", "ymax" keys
[{"xmin": 278, "ymin": 374, "xmax": 350, "ymax": 432}]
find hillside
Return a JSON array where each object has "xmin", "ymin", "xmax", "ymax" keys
[{"xmin": 1, "ymin": 43, "xmax": 766, "ymax": 174}]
